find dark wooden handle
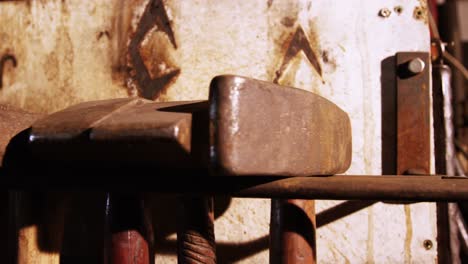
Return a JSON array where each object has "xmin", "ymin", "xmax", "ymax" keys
[
  {"xmin": 177, "ymin": 196, "xmax": 216, "ymax": 264},
  {"xmin": 270, "ymin": 199, "xmax": 316, "ymax": 264}
]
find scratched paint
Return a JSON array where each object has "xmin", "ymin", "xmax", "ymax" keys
[{"xmin": 0, "ymin": 0, "xmax": 437, "ymax": 263}]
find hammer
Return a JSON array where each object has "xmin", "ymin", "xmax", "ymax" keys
[{"xmin": 5, "ymin": 75, "xmax": 351, "ymax": 263}]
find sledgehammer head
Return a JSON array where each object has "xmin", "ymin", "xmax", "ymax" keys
[
  {"xmin": 28, "ymin": 75, "xmax": 351, "ymax": 176},
  {"xmin": 209, "ymin": 75, "xmax": 351, "ymax": 176}
]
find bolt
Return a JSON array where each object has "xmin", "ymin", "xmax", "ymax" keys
[
  {"xmin": 423, "ymin": 239, "xmax": 433, "ymax": 250},
  {"xmin": 408, "ymin": 58, "xmax": 425, "ymax": 74},
  {"xmin": 379, "ymin": 8, "xmax": 392, "ymax": 18},
  {"xmin": 414, "ymin": 7, "xmax": 424, "ymax": 20},
  {"xmin": 394, "ymin": 6, "xmax": 403, "ymax": 14}
]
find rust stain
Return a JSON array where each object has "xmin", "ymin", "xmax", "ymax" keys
[
  {"xmin": 273, "ymin": 26, "xmax": 322, "ymax": 84},
  {"xmin": 97, "ymin": 30, "xmax": 111, "ymax": 40},
  {"xmin": 414, "ymin": 0, "xmax": 428, "ymax": 24},
  {"xmin": 0, "ymin": 54, "xmax": 17, "ymax": 89},
  {"xmin": 366, "ymin": 208, "xmax": 374, "ymax": 263},
  {"xmin": 138, "ymin": 29, "xmax": 179, "ymax": 81},
  {"xmin": 127, "ymin": 0, "xmax": 180, "ymax": 100},
  {"xmin": 280, "ymin": 16, "xmax": 295, "ymax": 27},
  {"xmin": 321, "ymin": 50, "xmax": 337, "ymax": 72},
  {"xmin": 44, "ymin": 52, "xmax": 59, "ymax": 82},
  {"xmin": 267, "ymin": 0, "xmax": 273, "ymax": 8},
  {"xmin": 44, "ymin": 24, "xmax": 74, "ymax": 88},
  {"xmin": 110, "ymin": 0, "xmax": 134, "ymax": 84},
  {"xmin": 404, "ymin": 205, "xmax": 413, "ymax": 263}
]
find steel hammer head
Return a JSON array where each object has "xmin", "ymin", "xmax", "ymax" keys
[
  {"xmin": 209, "ymin": 75, "xmax": 351, "ymax": 176},
  {"xmin": 27, "ymin": 75, "xmax": 351, "ymax": 176}
]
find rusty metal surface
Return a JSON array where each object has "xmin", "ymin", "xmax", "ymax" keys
[
  {"xmin": 31, "ymin": 98, "xmax": 139, "ymax": 141},
  {"xmin": 177, "ymin": 196, "xmax": 216, "ymax": 264},
  {"xmin": 2, "ymin": 171, "xmax": 468, "ymax": 202},
  {"xmin": 29, "ymin": 98, "xmax": 207, "ymax": 167},
  {"xmin": 26, "ymin": 75, "xmax": 351, "ymax": 176},
  {"xmin": 396, "ymin": 52, "xmax": 431, "ymax": 175},
  {"xmin": 209, "ymin": 75, "xmax": 351, "ymax": 176},
  {"xmin": 270, "ymin": 199, "xmax": 315, "ymax": 264},
  {"xmin": 12, "ymin": 192, "xmax": 68, "ymax": 264},
  {"xmin": 224, "ymin": 175, "xmax": 468, "ymax": 201},
  {"xmin": 0, "ymin": 104, "xmax": 42, "ymax": 165},
  {"xmin": 397, "ymin": 52, "xmax": 437, "ymax": 263}
]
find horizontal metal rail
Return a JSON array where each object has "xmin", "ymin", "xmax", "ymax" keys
[
  {"xmin": 230, "ymin": 175, "xmax": 468, "ymax": 201},
  {"xmin": 1, "ymin": 168, "xmax": 468, "ymax": 202}
]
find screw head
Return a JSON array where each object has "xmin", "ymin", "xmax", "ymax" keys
[
  {"xmin": 408, "ymin": 58, "xmax": 425, "ymax": 74},
  {"xmin": 423, "ymin": 239, "xmax": 433, "ymax": 250},
  {"xmin": 394, "ymin": 6, "xmax": 403, "ymax": 14},
  {"xmin": 379, "ymin": 8, "xmax": 392, "ymax": 18}
]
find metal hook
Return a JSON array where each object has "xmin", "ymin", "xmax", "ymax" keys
[{"xmin": 0, "ymin": 54, "xmax": 17, "ymax": 89}]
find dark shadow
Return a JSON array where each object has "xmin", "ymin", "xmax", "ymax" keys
[
  {"xmin": 269, "ymin": 199, "xmax": 315, "ymax": 263},
  {"xmin": 221, "ymin": 199, "xmax": 377, "ymax": 262},
  {"xmin": 60, "ymin": 192, "xmax": 107, "ymax": 264},
  {"xmin": 157, "ymin": 101, "xmax": 208, "ymax": 113},
  {"xmin": 152, "ymin": 236, "xmax": 270, "ymax": 263},
  {"xmin": 316, "ymin": 200, "xmax": 376, "ymax": 228},
  {"xmin": 6, "ymin": 189, "xmax": 232, "ymax": 262},
  {"xmin": 278, "ymin": 203, "xmax": 314, "ymax": 247},
  {"xmin": 432, "ymin": 65, "xmax": 447, "ymax": 174},
  {"xmin": 2, "ymin": 128, "xmax": 34, "ymax": 172},
  {"xmin": 150, "ymin": 194, "xmax": 231, "ymax": 254},
  {"xmin": 2, "ymin": 127, "xmax": 388, "ymax": 262},
  {"xmin": 159, "ymin": 101, "xmax": 211, "ymax": 166},
  {"xmin": 217, "ymin": 236, "xmax": 269, "ymax": 263},
  {"xmin": 381, "ymin": 55, "xmax": 397, "ymax": 175}
]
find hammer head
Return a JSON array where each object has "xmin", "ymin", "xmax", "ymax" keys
[
  {"xmin": 26, "ymin": 75, "xmax": 351, "ymax": 176},
  {"xmin": 209, "ymin": 75, "xmax": 351, "ymax": 176}
]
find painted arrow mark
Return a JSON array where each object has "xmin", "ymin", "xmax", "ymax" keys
[
  {"xmin": 273, "ymin": 26, "xmax": 322, "ymax": 84},
  {"xmin": 129, "ymin": 0, "xmax": 180, "ymax": 100}
]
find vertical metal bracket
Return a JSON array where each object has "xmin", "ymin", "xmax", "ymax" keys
[{"xmin": 396, "ymin": 52, "xmax": 431, "ymax": 175}]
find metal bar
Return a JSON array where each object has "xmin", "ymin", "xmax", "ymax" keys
[
  {"xmin": 396, "ymin": 52, "xmax": 431, "ymax": 175},
  {"xmin": 3, "ymin": 171, "xmax": 468, "ymax": 201},
  {"xmin": 226, "ymin": 176, "xmax": 468, "ymax": 201},
  {"xmin": 397, "ymin": 51, "xmax": 433, "ymax": 263}
]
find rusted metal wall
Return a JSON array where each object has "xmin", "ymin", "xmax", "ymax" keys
[{"xmin": 0, "ymin": 0, "xmax": 437, "ymax": 263}]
